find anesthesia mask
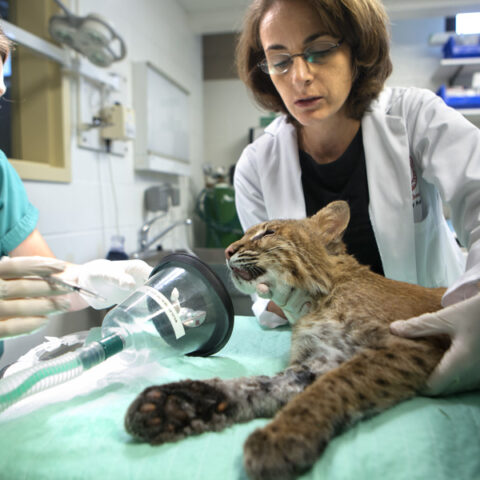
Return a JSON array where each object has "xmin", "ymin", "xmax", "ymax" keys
[{"xmin": 0, "ymin": 253, "xmax": 234, "ymax": 414}]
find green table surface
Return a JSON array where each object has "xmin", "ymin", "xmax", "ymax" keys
[{"xmin": 0, "ymin": 316, "xmax": 479, "ymax": 480}]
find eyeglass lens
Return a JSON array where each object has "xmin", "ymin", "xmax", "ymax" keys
[{"xmin": 261, "ymin": 40, "xmax": 341, "ymax": 74}]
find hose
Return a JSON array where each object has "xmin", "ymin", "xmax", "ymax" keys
[
  {"xmin": 0, "ymin": 335, "xmax": 123, "ymax": 414},
  {"xmin": 0, "ymin": 351, "xmax": 84, "ymax": 413}
]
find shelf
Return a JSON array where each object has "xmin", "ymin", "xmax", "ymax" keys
[
  {"xmin": 432, "ymin": 57, "xmax": 480, "ymax": 84},
  {"xmin": 456, "ymin": 108, "xmax": 480, "ymax": 125},
  {"xmin": 135, "ymin": 153, "xmax": 191, "ymax": 176}
]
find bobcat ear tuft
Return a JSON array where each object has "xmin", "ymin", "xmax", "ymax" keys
[{"xmin": 311, "ymin": 201, "xmax": 351, "ymax": 246}]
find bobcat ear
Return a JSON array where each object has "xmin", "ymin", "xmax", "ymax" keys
[{"xmin": 311, "ymin": 201, "xmax": 350, "ymax": 247}]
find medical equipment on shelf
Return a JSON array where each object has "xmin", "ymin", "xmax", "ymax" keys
[
  {"xmin": 0, "ymin": 253, "xmax": 234, "ymax": 414},
  {"xmin": 49, "ymin": 0, "xmax": 126, "ymax": 67}
]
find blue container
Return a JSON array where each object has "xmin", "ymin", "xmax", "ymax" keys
[
  {"xmin": 443, "ymin": 37, "xmax": 480, "ymax": 58},
  {"xmin": 437, "ymin": 85, "xmax": 480, "ymax": 109}
]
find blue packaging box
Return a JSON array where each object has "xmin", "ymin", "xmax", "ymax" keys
[
  {"xmin": 437, "ymin": 85, "xmax": 480, "ymax": 109},
  {"xmin": 443, "ymin": 36, "xmax": 480, "ymax": 58}
]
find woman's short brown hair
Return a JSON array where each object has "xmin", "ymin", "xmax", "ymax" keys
[
  {"xmin": 0, "ymin": 26, "xmax": 12, "ymax": 64},
  {"xmin": 236, "ymin": 0, "xmax": 392, "ymax": 120}
]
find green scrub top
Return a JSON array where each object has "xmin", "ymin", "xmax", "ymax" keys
[{"xmin": 0, "ymin": 150, "xmax": 39, "ymax": 256}]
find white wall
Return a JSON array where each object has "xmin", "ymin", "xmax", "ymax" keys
[
  {"xmin": 387, "ymin": 16, "xmax": 444, "ymax": 89},
  {"xmin": 203, "ymin": 16, "xmax": 447, "ymax": 170},
  {"xmin": 23, "ymin": 0, "xmax": 204, "ymax": 263}
]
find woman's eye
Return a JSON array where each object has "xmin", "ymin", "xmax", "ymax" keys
[
  {"xmin": 305, "ymin": 50, "xmax": 331, "ymax": 64},
  {"xmin": 274, "ymin": 59, "xmax": 289, "ymax": 68}
]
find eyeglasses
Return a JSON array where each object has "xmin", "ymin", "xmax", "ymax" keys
[{"xmin": 258, "ymin": 40, "xmax": 343, "ymax": 75}]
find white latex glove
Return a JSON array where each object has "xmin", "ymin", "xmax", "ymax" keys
[
  {"xmin": 390, "ymin": 293, "xmax": 480, "ymax": 395},
  {"xmin": 255, "ymin": 281, "xmax": 313, "ymax": 325},
  {"xmin": 60, "ymin": 259, "xmax": 153, "ymax": 310},
  {"xmin": 0, "ymin": 256, "xmax": 72, "ymax": 338},
  {"xmin": 252, "ymin": 297, "xmax": 289, "ymax": 328}
]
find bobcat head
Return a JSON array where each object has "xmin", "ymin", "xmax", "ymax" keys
[{"xmin": 225, "ymin": 201, "xmax": 351, "ymax": 305}]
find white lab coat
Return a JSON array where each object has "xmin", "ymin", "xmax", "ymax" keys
[{"xmin": 234, "ymin": 87, "xmax": 480, "ymax": 325}]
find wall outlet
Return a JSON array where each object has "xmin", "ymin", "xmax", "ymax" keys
[{"xmin": 101, "ymin": 104, "xmax": 136, "ymax": 141}]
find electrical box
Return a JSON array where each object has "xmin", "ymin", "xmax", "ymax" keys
[{"xmin": 101, "ymin": 104, "xmax": 136, "ymax": 141}]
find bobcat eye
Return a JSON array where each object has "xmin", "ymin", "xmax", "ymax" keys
[{"xmin": 251, "ymin": 229, "xmax": 275, "ymax": 241}]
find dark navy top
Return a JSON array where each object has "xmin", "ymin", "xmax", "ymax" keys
[{"xmin": 299, "ymin": 128, "xmax": 384, "ymax": 275}]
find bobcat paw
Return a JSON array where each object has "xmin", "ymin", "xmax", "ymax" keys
[
  {"xmin": 243, "ymin": 423, "xmax": 323, "ymax": 480},
  {"xmin": 124, "ymin": 380, "xmax": 232, "ymax": 444}
]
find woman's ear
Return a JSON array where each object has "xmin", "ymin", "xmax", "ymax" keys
[{"xmin": 310, "ymin": 201, "xmax": 350, "ymax": 250}]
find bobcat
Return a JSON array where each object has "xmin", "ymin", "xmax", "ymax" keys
[{"xmin": 125, "ymin": 201, "xmax": 447, "ymax": 480}]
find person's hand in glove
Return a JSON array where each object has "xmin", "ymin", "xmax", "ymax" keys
[
  {"xmin": 60, "ymin": 259, "xmax": 153, "ymax": 310},
  {"xmin": 0, "ymin": 256, "xmax": 72, "ymax": 338},
  {"xmin": 390, "ymin": 293, "xmax": 480, "ymax": 395},
  {"xmin": 0, "ymin": 256, "xmax": 153, "ymax": 339}
]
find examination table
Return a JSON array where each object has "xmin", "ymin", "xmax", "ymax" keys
[{"xmin": 0, "ymin": 315, "xmax": 479, "ymax": 480}]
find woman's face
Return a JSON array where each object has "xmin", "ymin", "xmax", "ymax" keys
[{"xmin": 259, "ymin": 0, "xmax": 354, "ymax": 127}]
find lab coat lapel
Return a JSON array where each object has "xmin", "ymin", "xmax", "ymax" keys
[
  {"xmin": 264, "ymin": 121, "xmax": 306, "ymax": 220},
  {"xmin": 362, "ymin": 111, "xmax": 417, "ymax": 283}
]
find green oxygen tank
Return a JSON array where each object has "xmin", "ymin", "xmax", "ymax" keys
[{"xmin": 197, "ymin": 184, "xmax": 243, "ymax": 248}]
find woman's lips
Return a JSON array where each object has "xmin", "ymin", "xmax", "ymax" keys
[{"xmin": 294, "ymin": 96, "xmax": 322, "ymax": 107}]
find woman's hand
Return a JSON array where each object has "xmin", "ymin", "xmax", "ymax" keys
[
  {"xmin": 62, "ymin": 259, "xmax": 153, "ymax": 310},
  {"xmin": 390, "ymin": 293, "xmax": 480, "ymax": 395},
  {"xmin": 0, "ymin": 256, "xmax": 71, "ymax": 338},
  {"xmin": 0, "ymin": 256, "xmax": 153, "ymax": 339}
]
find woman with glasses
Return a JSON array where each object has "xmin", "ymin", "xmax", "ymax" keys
[{"xmin": 234, "ymin": 0, "xmax": 480, "ymax": 396}]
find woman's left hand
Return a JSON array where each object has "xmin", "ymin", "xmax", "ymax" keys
[{"xmin": 390, "ymin": 293, "xmax": 480, "ymax": 395}]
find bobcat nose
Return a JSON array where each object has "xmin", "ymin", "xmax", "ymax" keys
[{"xmin": 225, "ymin": 245, "xmax": 236, "ymax": 260}]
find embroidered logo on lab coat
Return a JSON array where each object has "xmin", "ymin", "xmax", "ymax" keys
[{"xmin": 410, "ymin": 157, "xmax": 424, "ymax": 223}]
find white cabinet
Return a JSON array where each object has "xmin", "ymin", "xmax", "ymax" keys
[{"xmin": 132, "ymin": 62, "xmax": 191, "ymax": 175}]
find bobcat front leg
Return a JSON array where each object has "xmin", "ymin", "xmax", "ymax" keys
[
  {"xmin": 243, "ymin": 338, "xmax": 444, "ymax": 480},
  {"xmin": 125, "ymin": 359, "xmax": 334, "ymax": 445}
]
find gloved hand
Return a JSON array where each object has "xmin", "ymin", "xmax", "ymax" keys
[
  {"xmin": 0, "ymin": 256, "xmax": 153, "ymax": 339},
  {"xmin": 0, "ymin": 256, "xmax": 72, "ymax": 338},
  {"xmin": 255, "ymin": 280, "xmax": 313, "ymax": 325},
  {"xmin": 390, "ymin": 293, "xmax": 480, "ymax": 395},
  {"xmin": 60, "ymin": 259, "xmax": 153, "ymax": 310}
]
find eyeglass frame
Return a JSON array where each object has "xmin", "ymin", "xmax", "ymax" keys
[{"xmin": 258, "ymin": 39, "xmax": 344, "ymax": 75}]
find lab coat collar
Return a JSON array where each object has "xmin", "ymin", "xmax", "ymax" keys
[{"xmin": 263, "ymin": 117, "xmax": 306, "ymax": 221}]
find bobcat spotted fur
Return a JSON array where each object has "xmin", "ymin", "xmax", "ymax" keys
[{"xmin": 125, "ymin": 201, "xmax": 447, "ymax": 480}]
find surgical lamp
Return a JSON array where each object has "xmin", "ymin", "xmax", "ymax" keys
[{"xmin": 48, "ymin": 0, "xmax": 126, "ymax": 67}]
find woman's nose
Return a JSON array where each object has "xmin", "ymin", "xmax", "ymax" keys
[{"xmin": 291, "ymin": 57, "xmax": 313, "ymax": 85}]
